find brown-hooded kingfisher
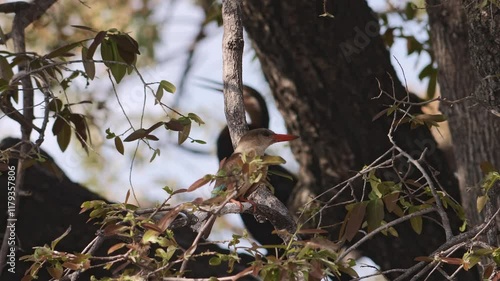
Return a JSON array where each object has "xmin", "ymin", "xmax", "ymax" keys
[{"xmin": 202, "ymin": 128, "xmax": 298, "ymax": 238}]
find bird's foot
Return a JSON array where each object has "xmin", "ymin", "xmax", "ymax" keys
[{"xmin": 236, "ymin": 197, "xmax": 258, "ymax": 213}]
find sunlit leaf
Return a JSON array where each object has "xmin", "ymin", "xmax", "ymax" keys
[
  {"xmin": 209, "ymin": 257, "xmax": 221, "ymax": 266},
  {"xmin": 367, "ymin": 198, "xmax": 384, "ymax": 232},
  {"xmin": 188, "ymin": 112, "xmax": 205, "ymax": 125},
  {"xmin": 477, "ymin": 195, "xmax": 488, "ymax": 213},
  {"xmin": 192, "ymin": 139, "xmax": 207, "ymax": 144},
  {"xmin": 260, "ymin": 155, "xmax": 285, "ymax": 166},
  {"xmin": 107, "ymin": 243, "xmax": 126, "ymax": 254},
  {"xmin": 160, "ymin": 80, "xmax": 176, "ymax": 93}
]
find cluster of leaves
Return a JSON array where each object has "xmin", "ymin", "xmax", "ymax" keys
[
  {"xmin": 188, "ymin": 153, "xmax": 288, "ymax": 204},
  {"xmin": 339, "ymin": 170, "xmax": 465, "ymax": 243},
  {"xmin": 379, "ymin": 2, "xmax": 438, "ymax": 99},
  {"xmin": 476, "ymin": 162, "xmax": 500, "ymax": 213},
  {"xmin": 21, "ymin": 227, "xmax": 91, "ymax": 281},
  {"xmin": 19, "ymin": 186, "xmax": 360, "ymax": 281},
  {"xmin": 2, "ymin": 25, "xmax": 203, "ymax": 156},
  {"xmin": 415, "ymin": 246, "xmax": 500, "ymax": 279},
  {"xmin": 253, "ymin": 236, "xmax": 357, "ymax": 281},
  {"xmin": 373, "ymin": 100, "xmax": 447, "ymax": 130}
]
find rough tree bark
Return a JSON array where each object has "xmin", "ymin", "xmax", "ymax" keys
[
  {"xmin": 427, "ymin": 0, "xmax": 500, "ymax": 244},
  {"xmin": 241, "ymin": 1, "xmax": 476, "ymax": 280}
]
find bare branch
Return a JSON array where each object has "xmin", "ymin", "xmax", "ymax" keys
[{"xmin": 221, "ymin": 0, "xmax": 247, "ymax": 148}]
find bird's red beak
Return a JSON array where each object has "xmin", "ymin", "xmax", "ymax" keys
[{"xmin": 272, "ymin": 133, "xmax": 299, "ymax": 142}]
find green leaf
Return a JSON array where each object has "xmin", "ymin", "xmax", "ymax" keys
[
  {"xmin": 382, "ymin": 28, "xmax": 395, "ymax": 47},
  {"xmin": 0, "ymin": 55, "xmax": 13, "ymax": 81},
  {"xmin": 56, "ymin": 120, "xmax": 72, "ymax": 152},
  {"xmin": 87, "ymin": 31, "xmax": 107, "ymax": 60},
  {"xmin": 163, "ymin": 186, "xmax": 173, "ymax": 195},
  {"xmin": 405, "ymin": 3, "xmax": 417, "ymax": 20},
  {"xmin": 81, "ymin": 47, "xmax": 95, "ymax": 80},
  {"xmin": 418, "ymin": 64, "xmax": 434, "ymax": 80},
  {"xmin": 150, "ymin": 148, "xmax": 160, "ymax": 162},
  {"xmin": 209, "ymin": 256, "xmax": 222, "ymax": 266},
  {"xmin": 105, "ymin": 128, "xmax": 116, "ymax": 139},
  {"xmin": 45, "ymin": 41, "xmax": 82, "ymax": 59},
  {"xmin": 188, "ymin": 112, "xmax": 205, "ymax": 125},
  {"xmin": 70, "ymin": 114, "xmax": 89, "ymax": 150},
  {"xmin": 192, "ymin": 139, "xmax": 207, "ymax": 144},
  {"xmin": 366, "ymin": 198, "xmax": 384, "ymax": 232},
  {"xmin": 101, "ymin": 39, "xmax": 126, "ymax": 83},
  {"xmin": 160, "ymin": 80, "xmax": 176, "ymax": 93},
  {"xmin": 114, "ymin": 137, "xmax": 124, "ymax": 155},
  {"xmin": 110, "ymin": 34, "xmax": 140, "ymax": 65},
  {"xmin": 410, "ymin": 213, "xmax": 423, "ymax": 234},
  {"xmin": 155, "ymin": 85, "xmax": 163, "ymax": 105},
  {"xmin": 477, "ymin": 195, "xmax": 489, "ymax": 213},
  {"xmin": 71, "ymin": 25, "xmax": 96, "ymax": 32},
  {"xmin": 51, "ymin": 226, "xmax": 72, "ymax": 250},
  {"xmin": 426, "ymin": 69, "xmax": 437, "ymax": 99},
  {"xmin": 482, "ymin": 171, "xmax": 500, "ymax": 192}
]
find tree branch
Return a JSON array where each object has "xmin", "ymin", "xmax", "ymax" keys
[{"xmin": 221, "ymin": 0, "xmax": 247, "ymax": 148}]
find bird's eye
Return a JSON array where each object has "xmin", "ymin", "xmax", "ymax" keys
[{"xmin": 263, "ymin": 131, "xmax": 271, "ymax": 137}]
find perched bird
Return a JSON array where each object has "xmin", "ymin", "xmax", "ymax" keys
[
  {"xmin": 210, "ymin": 128, "xmax": 298, "ymax": 204},
  {"xmin": 213, "ymin": 85, "xmax": 298, "ymax": 247},
  {"xmin": 202, "ymin": 128, "xmax": 298, "ymax": 239}
]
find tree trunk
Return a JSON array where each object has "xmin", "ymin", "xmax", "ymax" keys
[
  {"xmin": 241, "ymin": 1, "xmax": 475, "ymax": 280},
  {"xmin": 427, "ymin": 0, "xmax": 500, "ymax": 244}
]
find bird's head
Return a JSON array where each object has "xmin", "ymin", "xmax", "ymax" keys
[{"xmin": 234, "ymin": 128, "xmax": 298, "ymax": 156}]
